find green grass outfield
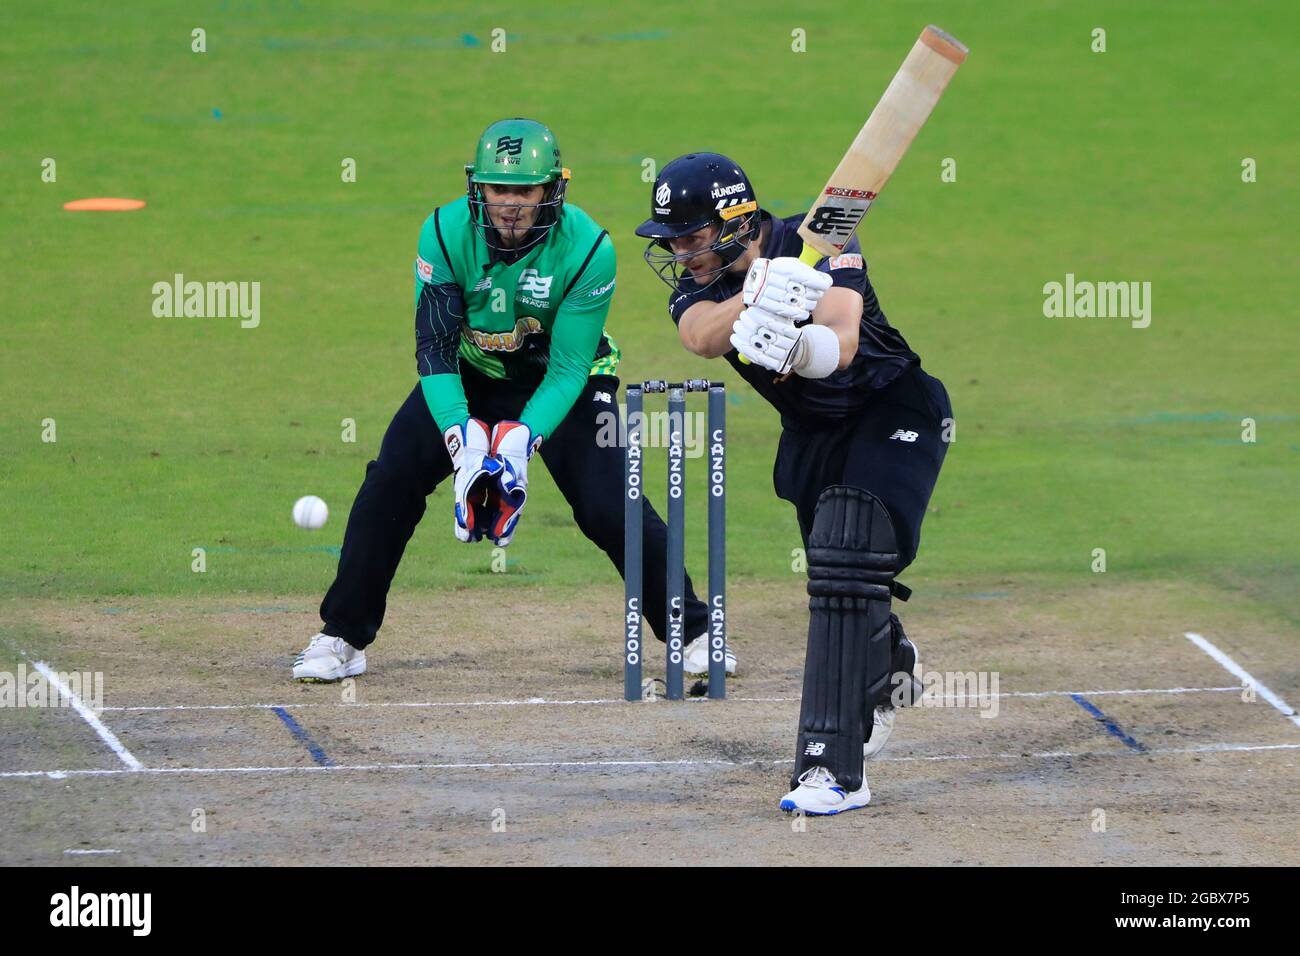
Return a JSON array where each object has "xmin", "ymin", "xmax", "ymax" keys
[{"xmin": 2, "ymin": 2, "xmax": 1296, "ymax": 627}]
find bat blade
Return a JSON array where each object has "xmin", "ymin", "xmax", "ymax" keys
[{"xmin": 797, "ymin": 25, "xmax": 968, "ymax": 261}]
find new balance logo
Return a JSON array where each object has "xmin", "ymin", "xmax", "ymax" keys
[
  {"xmin": 593, "ymin": 391, "xmax": 612, "ymax": 404},
  {"xmin": 803, "ymin": 741, "xmax": 826, "ymax": 757},
  {"xmin": 472, "ymin": 275, "xmax": 493, "ymax": 292},
  {"xmin": 889, "ymin": 429, "xmax": 919, "ymax": 442},
  {"xmin": 806, "ymin": 203, "xmax": 866, "ymax": 239}
]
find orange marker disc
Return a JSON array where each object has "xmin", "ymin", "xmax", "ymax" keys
[{"xmin": 63, "ymin": 198, "xmax": 147, "ymax": 212}]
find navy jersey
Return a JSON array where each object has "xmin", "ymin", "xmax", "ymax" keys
[{"xmin": 667, "ymin": 210, "xmax": 919, "ymax": 426}]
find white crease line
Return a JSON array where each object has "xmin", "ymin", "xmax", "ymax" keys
[
  {"xmin": 1184, "ymin": 632, "xmax": 1300, "ymax": 729},
  {"xmin": 997, "ymin": 686, "xmax": 1239, "ymax": 699},
  {"xmin": 95, "ymin": 686, "xmax": 1242, "ymax": 713},
  {"xmin": 2, "ymin": 741, "xmax": 1296, "ymax": 780},
  {"xmin": 29, "ymin": 661, "xmax": 143, "ymax": 771},
  {"xmin": 64, "ymin": 849, "xmax": 120, "ymax": 855},
  {"xmin": 102, "ymin": 697, "xmax": 630, "ymax": 712}
]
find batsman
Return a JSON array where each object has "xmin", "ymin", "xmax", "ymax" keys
[
  {"xmin": 293, "ymin": 119, "xmax": 726, "ymax": 682},
  {"xmin": 637, "ymin": 153, "xmax": 951, "ymax": 814}
]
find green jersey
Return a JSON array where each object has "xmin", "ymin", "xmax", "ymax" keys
[{"xmin": 414, "ymin": 196, "xmax": 619, "ymax": 441}]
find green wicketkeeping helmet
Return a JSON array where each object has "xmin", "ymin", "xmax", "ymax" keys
[
  {"xmin": 466, "ymin": 117, "xmax": 567, "ymax": 185},
  {"xmin": 465, "ymin": 118, "xmax": 570, "ymax": 251}
]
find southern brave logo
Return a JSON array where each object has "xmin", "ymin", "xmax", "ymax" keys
[
  {"xmin": 495, "ymin": 136, "xmax": 523, "ymax": 156},
  {"xmin": 518, "ymin": 268, "xmax": 553, "ymax": 302}
]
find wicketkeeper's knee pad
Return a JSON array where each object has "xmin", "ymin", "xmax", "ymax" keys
[{"xmin": 792, "ymin": 485, "xmax": 901, "ymax": 791}]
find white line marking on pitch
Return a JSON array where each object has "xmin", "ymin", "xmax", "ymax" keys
[
  {"xmin": 1184, "ymin": 632, "xmax": 1300, "ymax": 729},
  {"xmin": 2, "ymin": 740, "xmax": 1296, "ymax": 781},
  {"xmin": 29, "ymin": 661, "xmax": 143, "ymax": 771},
  {"xmin": 64, "ymin": 849, "xmax": 120, "ymax": 855},
  {"xmin": 95, "ymin": 686, "xmax": 1242, "ymax": 713}
]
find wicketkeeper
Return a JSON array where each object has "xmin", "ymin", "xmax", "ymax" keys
[
  {"xmin": 637, "ymin": 152, "xmax": 951, "ymax": 814},
  {"xmin": 294, "ymin": 120, "xmax": 731, "ymax": 682}
]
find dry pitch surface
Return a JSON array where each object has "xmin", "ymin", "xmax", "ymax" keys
[{"xmin": 2, "ymin": 578, "xmax": 1297, "ymax": 866}]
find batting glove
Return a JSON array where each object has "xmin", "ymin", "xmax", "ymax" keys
[
  {"xmin": 731, "ymin": 306, "xmax": 802, "ymax": 373},
  {"xmin": 731, "ymin": 307, "xmax": 842, "ymax": 379},
  {"xmin": 743, "ymin": 256, "xmax": 833, "ymax": 321}
]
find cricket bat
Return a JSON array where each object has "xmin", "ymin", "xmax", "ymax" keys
[{"xmin": 796, "ymin": 25, "xmax": 968, "ymax": 265}]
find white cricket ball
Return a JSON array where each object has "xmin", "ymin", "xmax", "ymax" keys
[{"xmin": 292, "ymin": 495, "xmax": 329, "ymax": 530}]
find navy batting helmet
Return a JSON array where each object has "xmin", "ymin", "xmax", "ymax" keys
[{"xmin": 636, "ymin": 152, "xmax": 761, "ymax": 289}]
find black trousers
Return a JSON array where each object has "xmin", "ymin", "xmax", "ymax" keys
[
  {"xmin": 320, "ymin": 370, "xmax": 709, "ymax": 649},
  {"xmin": 775, "ymin": 365, "xmax": 952, "ymax": 570}
]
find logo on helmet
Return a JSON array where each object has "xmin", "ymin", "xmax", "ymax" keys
[
  {"xmin": 654, "ymin": 182, "xmax": 672, "ymax": 208},
  {"xmin": 495, "ymin": 136, "xmax": 524, "ymax": 156},
  {"xmin": 710, "ymin": 182, "xmax": 747, "ymax": 199}
]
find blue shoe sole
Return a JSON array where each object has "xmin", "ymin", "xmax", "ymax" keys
[{"xmin": 778, "ymin": 798, "xmax": 868, "ymax": 816}]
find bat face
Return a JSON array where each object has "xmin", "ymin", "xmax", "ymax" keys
[{"xmin": 798, "ymin": 25, "xmax": 968, "ymax": 260}]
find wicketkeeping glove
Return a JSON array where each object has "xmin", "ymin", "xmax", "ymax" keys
[
  {"xmin": 445, "ymin": 418, "xmax": 502, "ymax": 543},
  {"xmin": 487, "ymin": 421, "xmax": 540, "ymax": 547},
  {"xmin": 743, "ymin": 256, "xmax": 833, "ymax": 321}
]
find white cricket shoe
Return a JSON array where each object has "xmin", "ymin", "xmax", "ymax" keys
[
  {"xmin": 292, "ymin": 633, "xmax": 366, "ymax": 682},
  {"xmin": 682, "ymin": 633, "xmax": 737, "ymax": 675},
  {"xmin": 863, "ymin": 706, "xmax": 896, "ymax": 761},
  {"xmin": 779, "ymin": 765, "xmax": 871, "ymax": 816}
]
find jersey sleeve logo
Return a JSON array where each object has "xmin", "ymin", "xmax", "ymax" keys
[
  {"xmin": 828, "ymin": 253, "xmax": 864, "ymax": 270},
  {"xmin": 416, "ymin": 255, "xmax": 435, "ymax": 282}
]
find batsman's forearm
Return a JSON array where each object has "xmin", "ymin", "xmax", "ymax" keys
[{"xmin": 679, "ymin": 294, "xmax": 744, "ymax": 358}]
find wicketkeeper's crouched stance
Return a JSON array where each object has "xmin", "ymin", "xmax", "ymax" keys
[
  {"xmin": 638, "ymin": 153, "xmax": 950, "ymax": 814},
  {"xmin": 294, "ymin": 119, "xmax": 728, "ymax": 682}
]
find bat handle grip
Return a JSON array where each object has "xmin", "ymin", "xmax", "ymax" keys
[{"xmin": 798, "ymin": 243, "xmax": 824, "ymax": 266}]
